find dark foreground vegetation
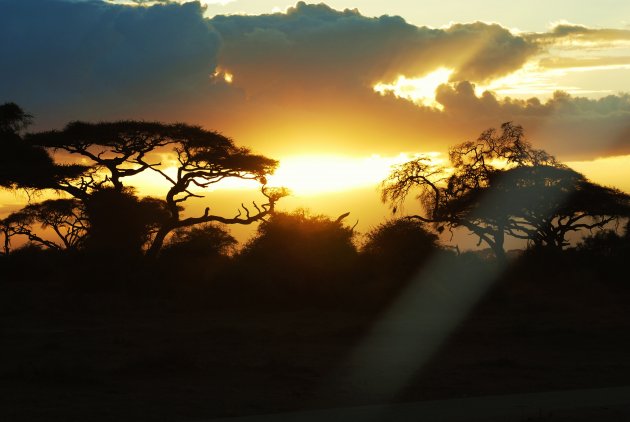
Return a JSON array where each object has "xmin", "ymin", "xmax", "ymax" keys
[
  {"xmin": 1, "ymin": 216, "xmax": 630, "ymax": 421},
  {"xmin": 2, "ymin": 103, "xmax": 630, "ymax": 420}
]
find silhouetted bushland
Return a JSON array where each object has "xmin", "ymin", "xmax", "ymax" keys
[
  {"xmin": 469, "ymin": 240, "xmax": 630, "ymax": 323},
  {"xmin": 577, "ymin": 228, "xmax": 629, "ymax": 257},
  {"xmin": 0, "ymin": 243, "xmax": 59, "ymax": 281},
  {"xmin": 82, "ymin": 188, "xmax": 170, "ymax": 258},
  {"xmin": 163, "ymin": 223, "xmax": 236, "ymax": 258},
  {"xmin": 233, "ymin": 210, "xmax": 358, "ymax": 302},
  {"xmin": 158, "ymin": 223, "xmax": 237, "ymax": 279},
  {"xmin": 572, "ymin": 227, "xmax": 630, "ymax": 281},
  {"xmin": 360, "ymin": 218, "xmax": 440, "ymax": 280}
]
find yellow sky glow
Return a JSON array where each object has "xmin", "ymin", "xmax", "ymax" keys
[
  {"xmin": 266, "ymin": 153, "xmax": 444, "ymax": 195},
  {"xmin": 131, "ymin": 153, "xmax": 443, "ymax": 197},
  {"xmin": 567, "ymin": 154, "xmax": 630, "ymax": 193},
  {"xmin": 373, "ymin": 68, "xmax": 453, "ymax": 109}
]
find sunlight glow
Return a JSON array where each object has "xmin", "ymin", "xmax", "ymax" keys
[
  {"xmin": 211, "ymin": 68, "xmax": 234, "ymax": 84},
  {"xmin": 567, "ymin": 155, "xmax": 630, "ymax": 193},
  {"xmin": 111, "ymin": 154, "xmax": 630, "ymax": 204},
  {"xmin": 266, "ymin": 153, "xmax": 443, "ymax": 196},
  {"xmin": 127, "ymin": 153, "xmax": 444, "ymax": 198},
  {"xmin": 373, "ymin": 68, "xmax": 453, "ymax": 109}
]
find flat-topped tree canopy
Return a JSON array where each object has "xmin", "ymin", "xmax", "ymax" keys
[
  {"xmin": 2, "ymin": 106, "xmax": 285, "ymax": 257},
  {"xmin": 0, "ymin": 103, "xmax": 88, "ymax": 192},
  {"xmin": 382, "ymin": 122, "xmax": 630, "ymax": 259},
  {"xmin": 0, "ymin": 138, "xmax": 88, "ymax": 191},
  {"xmin": 26, "ymin": 121, "xmax": 278, "ymax": 191},
  {"xmin": 0, "ymin": 102, "xmax": 31, "ymax": 134},
  {"xmin": 28, "ymin": 121, "xmax": 252, "ymax": 159}
]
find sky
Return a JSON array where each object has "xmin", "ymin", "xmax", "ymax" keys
[{"xmin": 1, "ymin": 0, "xmax": 630, "ymax": 246}]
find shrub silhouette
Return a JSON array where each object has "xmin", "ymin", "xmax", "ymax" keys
[
  {"xmin": 361, "ymin": 218, "xmax": 439, "ymax": 278},
  {"xmin": 163, "ymin": 223, "xmax": 237, "ymax": 259},
  {"xmin": 82, "ymin": 188, "xmax": 170, "ymax": 257},
  {"xmin": 236, "ymin": 210, "xmax": 357, "ymax": 298},
  {"xmin": 577, "ymin": 230, "xmax": 623, "ymax": 256}
]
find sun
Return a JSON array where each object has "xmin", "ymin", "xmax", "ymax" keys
[
  {"xmin": 129, "ymin": 153, "xmax": 444, "ymax": 197},
  {"xmin": 266, "ymin": 153, "xmax": 442, "ymax": 196}
]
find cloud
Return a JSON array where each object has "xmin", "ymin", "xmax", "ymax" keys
[
  {"xmin": 432, "ymin": 83, "xmax": 630, "ymax": 158},
  {"xmin": 210, "ymin": 1, "xmax": 538, "ymax": 92},
  {"xmin": 550, "ymin": 24, "xmax": 629, "ymax": 40},
  {"xmin": 2, "ymin": 1, "xmax": 630, "ymax": 163},
  {"xmin": 0, "ymin": 0, "xmax": 222, "ymax": 125},
  {"xmin": 536, "ymin": 23, "xmax": 630, "ymax": 43}
]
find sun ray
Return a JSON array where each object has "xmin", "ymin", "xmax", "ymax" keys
[{"xmin": 374, "ymin": 68, "xmax": 454, "ymax": 109}]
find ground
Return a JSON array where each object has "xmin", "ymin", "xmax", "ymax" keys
[{"xmin": 1, "ymin": 261, "xmax": 629, "ymax": 421}]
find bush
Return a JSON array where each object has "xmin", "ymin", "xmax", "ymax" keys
[
  {"xmin": 235, "ymin": 210, "xmax": 358, "ymax": 298},
  {"xmin": 360, "ymin": 218, "xmax": 439, "ymax": 278}
]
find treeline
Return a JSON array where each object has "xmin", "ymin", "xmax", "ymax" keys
[
  {"xmin": 2, "ymin": 209, "xmax": 629, "ymax": 310},
  {"xmin": 2, "ymin": 102, "xmax": 630, "ymax": 311}
]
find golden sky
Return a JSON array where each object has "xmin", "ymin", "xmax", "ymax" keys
[{"xmin": 2, "ymin": 0, "xmax": 630, "ymax": 247}]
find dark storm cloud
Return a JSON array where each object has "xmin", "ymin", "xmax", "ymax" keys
[
  {"xmin": 0, "ymin": 0, "xmax": 221, "ymax": 125},
  {"xmin": 210, "ymin": 1, "xmax": 538, "ymax": 90},
  {"xmin": 1, "ymin": 0, "xmax": 629, "ymax": 161},
  {"xmin": 433, "ymin": 83, "xmax": 630, "ymax": 158}
]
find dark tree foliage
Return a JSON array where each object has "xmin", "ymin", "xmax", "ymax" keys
[
  {"xmin": 382, "ymin": 122, "xmax": 630, "ymax": 260},
  {"xmin": 163, "ymin": 223, "xmax": 237, "ymax": 259},
  {"xmin": 158, "ymin": 223, "xmax": 238, "ymax": 281},
  {"xmin": 0, "ymin": 103, "xmax": 86, "ymax": 190},
  {"xmin": 0, "ymin": 102, "xmax": 31, "ymax": 133},
  {"xmin": 2, "ymin": 199, "xmax": 86, "ymax": 253},
  {"xmin": 82, "ymin": 188, "xmax": 171, "ymax": 256},
  {"xmin": 498, "ymin": 166, "xmax": 630, "ymax": 249},
  {"xmin": 577, "ymin": 230, "xmax": 627, "ymax": 257},
  {"xmin": 238, "ymin": 210, "xmax": 357, "ymax": 292},
  {"xmin": 361, "ymin": 218, "xmax": 439, "ymax": 276},
  {"xmin": 0, "ymin": 104, "xmax": 286, "ymax": 257}
]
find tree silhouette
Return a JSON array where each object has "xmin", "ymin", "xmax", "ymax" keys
[
  {"xmin": 0, "ymin": 102, "xmax": 31, "ymax": 134},
  {"xmin": 164, "ymin": 223, "xmax": 237, "ymax": 258},
  {"xmin": 1, "ymin": 104, "xmax": 286, "ymax": 256},
  {"xmin": 382, "ymin": 122, "xmax": 630, "ymax": 260},
  {"xmin": 496, "ymin": 165, "xmax": 630, "ymax": 249},
  {"xmin": 2, "ymin": 199, "xmax": 86, "ymax": 252},
  {"xmin": 361, "ymin": 218, "xmax": 440, "ymax": 277},
  {"xmin": 82, "ymin": 188, "xmax": 171, "ymax": 256},
  {"xmin": 237, "ymin": 210, "xmax": 357, "ymax": 292},
  {"xmin": 0, "ymin": 103, "xmax": 86, "ymax": 191},
  {"xmin": 160, "ymin": 224, "xmax": 238, "ymax": 279}
]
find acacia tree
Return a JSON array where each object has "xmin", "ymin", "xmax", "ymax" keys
[
  {"xmin": 0, "ymin": 103, "xmax": 87, "ymax": 194},
  {"xmin": 381, "ymin": 122, "xmax": 630, "ymax": 260},
  {"xmin": 1, "ymin": 103, "xmax": 286, "ymax": 257},
  {"xmin": 492, "ymin": 165, "xmax": 629, "ymax": 249},
  {"xmin": 2, "ymin": 199, "xmax": 87, "ymax": 252}
]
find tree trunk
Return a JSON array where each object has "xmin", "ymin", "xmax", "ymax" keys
[
  {"xmin": 2, "ymin": 228, "xmax": 10, "ymax": 255},
  {"xmin": 492, "ymin": 224, "xmax": 507, "ymax": 264},
  {"xmin": 146, "ymin": 226, "xmax": 172, "ymax": 259}
]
